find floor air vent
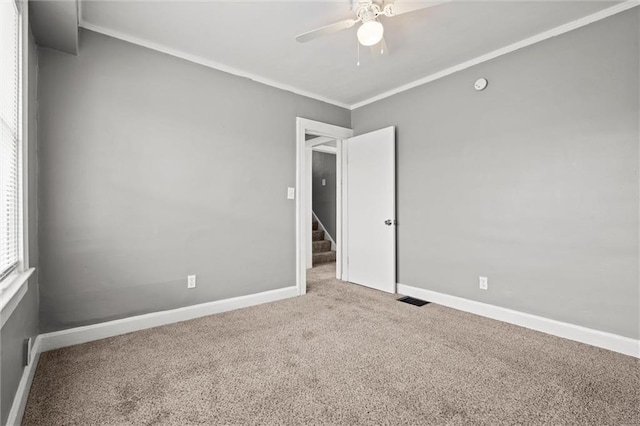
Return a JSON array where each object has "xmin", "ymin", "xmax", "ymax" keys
[{"xmin": 397, "ymin": 296, "xmax": 430, "ymax": 307}]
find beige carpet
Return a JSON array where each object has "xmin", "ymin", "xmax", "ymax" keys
[{"xmin": 24, "ymin": 263, "xmax": 640, "ymax": 425}]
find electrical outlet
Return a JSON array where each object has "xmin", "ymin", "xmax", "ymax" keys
[
  {"xmin": 479, "ymin": 276, "xmax": 488, "ymax": 290},
  {"xmin": 187, "ymin": 275, "xmax": 197, "ymax": 289}
]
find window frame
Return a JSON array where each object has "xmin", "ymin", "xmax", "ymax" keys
[{"xmin": 0, "ymin": 0, "xmax": 34, "ymax": 328}]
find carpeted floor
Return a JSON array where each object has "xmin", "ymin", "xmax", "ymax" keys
[{"xmin": 24, "ymin": 262, "xmax": 640, "ymax": 425}]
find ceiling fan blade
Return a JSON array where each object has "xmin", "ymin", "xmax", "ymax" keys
[
  {"xmin": 295, "ymin": 19, "xmax": 358, "ymax": 43},
  {"xmin": 383, "ymin": 1, "xmax": 447, "ymax": 17}
]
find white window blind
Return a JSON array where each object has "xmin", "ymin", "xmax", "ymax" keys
[{"xmin": 0, "ymin": 0, "xmax": 21, "ymax": 282}]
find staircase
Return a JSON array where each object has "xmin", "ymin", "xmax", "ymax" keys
[{"xmin": 312, "ymin": 217, "xmax": 336, "ymax": 265}]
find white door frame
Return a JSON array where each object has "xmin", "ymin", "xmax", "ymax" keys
[{"xmin": 296, "ymin": 118, "xmax": 353, "ymax": 295}]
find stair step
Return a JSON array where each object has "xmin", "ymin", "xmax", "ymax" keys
[
  {"xmin": 312, "ymin": 230, "xmax": 324, "ymax": 241},
  {"xmin": 313, "ymin": 251, "xmax": 336, "ymax": 265},
  {"xmin": 312, "ymin": 240, "xmax": 331, "ymax": 253},
  {"xmin": 312, "ymin": 220, "xmax": 318, "ymax": 231}
]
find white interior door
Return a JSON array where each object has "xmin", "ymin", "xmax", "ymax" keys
[{"xmin": 347, "ymin": 126, "xmax": 396, "ymax": 293}]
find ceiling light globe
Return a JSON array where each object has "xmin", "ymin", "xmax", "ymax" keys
[{"xmin": 357, "ymin": 21, "xmax": 384, "ymax": 47}]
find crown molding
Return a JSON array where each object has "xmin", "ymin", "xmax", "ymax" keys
[
  {"xmin": 80, "ymin": 1, "xmax": 639, "ymax": 111},
  {"xmin": 351, "ymin": 0, "xmax": 640, "ymax": 109},
  {"xmin": 78, "ymin": 20, "xmax": 352, "ymax": 110}
]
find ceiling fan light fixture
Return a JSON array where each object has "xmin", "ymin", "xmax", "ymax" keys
[{"xmin": 357, "ymin": 20, "xmax": 384, "ymax": 46}]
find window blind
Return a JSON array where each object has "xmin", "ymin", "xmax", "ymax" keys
[{"xmin": 0, "ymin": 0, "xmax": 21, "ymax": 281}]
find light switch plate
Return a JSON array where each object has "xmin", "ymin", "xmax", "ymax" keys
[
  {"xmin": 479, "ymin": 276, "xmax": 488, "ymax": 290},
  {"xmin": 187, "ymin": 275, "xmax": 196, "ymax": 289},
  {"xmin": 322, "ymin": 179, "xmax": 326, "ymax": 186},
  {"xmin": 287, "ymin": 187, "xmax": 295, "ymax": 199}
]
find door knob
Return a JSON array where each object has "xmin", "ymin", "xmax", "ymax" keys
[{"xmin": 385, "ymin": 219, "xmax": 393, "ymax": 226}]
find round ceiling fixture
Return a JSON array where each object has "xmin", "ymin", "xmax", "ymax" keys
[
  {"xmin": 357, "ymin": 20, "xmax": 384, "ymax": 46},
  {"xmin": 296, "ymin": 0, "xmax": 435, "ymax": 54},
  {"xmin": 474, "ymin": 78, "xmax": 488, "ymax": 91}
]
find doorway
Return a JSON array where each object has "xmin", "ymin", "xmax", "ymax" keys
[
  {"xmin": 295, "ymin": 118, "xmax": 397, "ymax": 296},
  {"xmin": 310, "ymin": 139, "xmax": 338, "ymax": 272},
  {"xmin": 296, "ymin": 118, "xmax": 352, "ymax": 295}
]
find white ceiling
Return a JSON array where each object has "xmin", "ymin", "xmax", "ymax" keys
[{"xmin": 80, "ymin": 1, "xmax": 622, "ymax": 108}]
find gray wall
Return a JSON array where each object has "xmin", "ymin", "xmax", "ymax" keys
[
  {"xmin": 37, "ymin": 29, "xmax": 350, "ymax": 333},
  {"xmin": 29, "ymin": 0, "xmax": 79, "ymax": 55},
  {"xmin": 312, "ymin": 151, "xmax": 337, "ymax": 241},
  {"xmin": 352, "ymin": 9, "xmax": 640, "ymax": 339},
  {"xmin": 1, "ymin": 30, "xmax": 39, "ymax": 426}
]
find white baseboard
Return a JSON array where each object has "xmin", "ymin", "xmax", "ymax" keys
[
  {"xmin": 397, "ymin": 284, "xmax": 640, "ymax": 358},
  {"xmin": 6, "ymin": 286, "xmax": 297, "ymax": 425},
  {"xmin": 6, "ymin": 335, "xmax": 41, "ymax": 426},
  {"xmin": 38, "ymin": 286, "xmax": 298, "ymax": 352}
]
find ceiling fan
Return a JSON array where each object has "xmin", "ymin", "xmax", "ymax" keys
[{"xmin": 295, "ymin": 0, "xmax": 440, "ymax": 48}]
